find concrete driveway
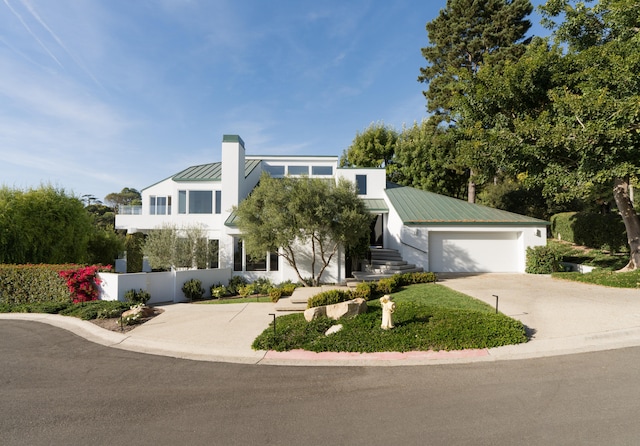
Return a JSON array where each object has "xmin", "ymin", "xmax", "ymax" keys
[{"xmin": 438, "ymin": 273, "xmax": 640, "ymax": 359}]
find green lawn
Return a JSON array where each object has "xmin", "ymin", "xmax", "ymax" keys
[
  {"xmin": 548, "ymin": 240, "xmax": 640, "ymax": 288},
  {"xmin": 252, "ymin": 283, "xmax": 527, "ymax": 353},
  {"xmin": 553, "ymin": 269, "xmax": 640, "ymax": 288}
]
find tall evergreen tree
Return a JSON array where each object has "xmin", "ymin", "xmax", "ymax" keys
[{"xmin": 418, "ymin": 0, "xmax": 533, "ymax": 202}]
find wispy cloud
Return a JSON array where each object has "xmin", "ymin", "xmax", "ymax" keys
[{"xmin": 3, "ymin": 0, "xmax": 61, "ymax": 66}]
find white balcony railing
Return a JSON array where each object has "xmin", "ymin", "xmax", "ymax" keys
[{"xmin": 119, "ymin": 205, "xmax": 142, "ymax": 215}]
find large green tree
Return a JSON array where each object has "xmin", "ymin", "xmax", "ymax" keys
[
  {"xmin": 234, "ymin": 173, "xmax": 371, "ymax": 286},
  {"xmin": 104, "ymin": 187, "xmax": 141, "ymax": 213},
  {"xmin": 459, "ymin": 0, "xmax": 640, "ymax": 269},
  {"xmin": 0, "ymin": 185, "xmax": 93, "ymax": 264},
  {"xmin": 143, "ymin": 224, "xmax": 210, "ymax": 271},
  {"xmin": 394, "ymin": 119, "xmax": 467, "ymax": 199},
  {"xmin": 419, "ymin": 0, "xmax": 534, "ymax": 202},
  {"xmin": 340, "ymin": 122, "xmax": 399, "ymax": 181}
]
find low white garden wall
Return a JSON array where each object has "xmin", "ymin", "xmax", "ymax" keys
[{"xmin": 98, "ymin": 268, "xmax": 232, "ymax": 304}]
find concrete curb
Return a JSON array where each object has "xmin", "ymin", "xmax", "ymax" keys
[{"xmin": 3, "ymin": 313, "xmax": 640, "ymax": 367}]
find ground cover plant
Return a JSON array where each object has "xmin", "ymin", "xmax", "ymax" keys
[
  {"xmin": 549, "ymin": 240, "xmax": 640, "ymax": 288},
  {"xmin": 0, "ymin": 300, "xmax": 130, "ymax": 320},
  {"xmin": 252, "ymin": 283, "xmax": 527, "ymax": 353},
  {"xmin": 552, "ymin": 269, "xmax": 640, "ymax": 289}
]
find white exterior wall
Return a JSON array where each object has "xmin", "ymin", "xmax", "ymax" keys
[
  {"xmin": 98, "ymin": 269, "xmax": 233, "ymax": 304},
  {"xmin": 396, "ymin": 224, "xmax": 547, "ymax": 273},
  {"xmin": 336, "ymin": 168, "xmax": 386, "ymax": 198}
]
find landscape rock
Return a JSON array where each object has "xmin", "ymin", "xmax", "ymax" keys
[
  {"xmin": 122, "ymin": 305, "xmax": 154, "ymax": 319},
  {"xmin": 325, "ymin": 324, "xmax": 343, "ymax": 336},
  {"xmin": 304, "ymin": 306, "xmax": 326, "ymax": 322},
  {"xmin": 325, "ymin": 298, "xmax": 367, "ymax": 320},
  {"xmin": 304, "ymin": 298, "xmax": 368, "ymax": 322}
]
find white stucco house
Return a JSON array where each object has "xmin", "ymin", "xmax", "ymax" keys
[{"xmin": 114, "ymin": 134, "xmax": 548, "ymax": 286}]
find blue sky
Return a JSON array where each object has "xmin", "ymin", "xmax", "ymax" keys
[{"xmin": 0, "ymin": 0, "xmax": 549, "ymax": 203}]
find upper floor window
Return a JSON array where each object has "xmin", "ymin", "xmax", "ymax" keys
[
  {"xmin": 150, "ymin": 196, "xmax": 171, "ymax": 215},
  {"xmin": 215, "ymin": 190, "xmax": 222, "ymax": 214},
  {"xmin": 189, "ymin": 191, "xmax": 212, "ymax": 214},
  {"xmin": 356, "ymin": 175, "xmax": 367, "ymax": 195},
  {"xmin": 264, "ymin": 165, "xmax": 285, "ymax": 177},
  {"xmin": 288, "ymin": 165, "xmax": 309, "ymax": 176},
  {"xmin": 312, "ymin": 165, "xmax": 333, "ymax": 175},
  {"xmin": 178, "ymin": 190, "xmax": 213, "ymax": 214}
]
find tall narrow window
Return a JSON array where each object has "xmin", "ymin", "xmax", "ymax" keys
[
  {"xmin": 149, "ymin": 196, "xmax": 157, "ymax": 215},
  {"xmin": 215, "ymin": 190, "xmax": 222, "ymax": 214},
  {"xmin": 356, "ymin": 175, "xmax": 367, "ymax": 195},
  {"xmin": 178, "ymin": 190, "xmax": 186, "ymax": 214},
  {"xmin": 209, "ymin": 239, "xmax": 219, "ymax": 269},
  {"xmin": 233, "ymin": 238, "xmax": 243, "ymax": 272},
  {"xmin": 269, "ymin": 251, "xmax": 279, "ymax": 271},
  {"xmin": 157, "ymin": 196, "xmax": 167, "ymax": 215}
]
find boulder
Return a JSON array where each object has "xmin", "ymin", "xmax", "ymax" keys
[
  {"xmin": 304, "ymin": 298, "xmax": 368, "ymax": 322},
  {"xmin": 122, "ymin": 305, "xmax": 154, "ymax": 319},
  {"xmin": 304, "ymin": 306, "xmax": 326, "ymax": 322},
  {"xmin": 325, "ymin": 298, "xmax": 367, "ymax": 320}
]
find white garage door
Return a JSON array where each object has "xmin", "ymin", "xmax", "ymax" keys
[{"xmin": 428, "ymin": 232, "xmax": 520, "ymax": 273}]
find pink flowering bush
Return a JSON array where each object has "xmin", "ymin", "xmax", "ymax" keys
[{"xmin": 59, "ymin": 265, "xmax": 112, "ymax": 303}]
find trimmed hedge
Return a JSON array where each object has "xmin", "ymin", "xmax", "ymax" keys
[
  {"xmin": 0, "ymin": 264, "xmax": 109, "ymax": 305},
  {"xmin": 307, "ymin": 289, "xmax": 353, "ymax": 309},
  {"xmin": 308, "ymin": 272, "xmax": 438, "ymax": 308},
  {"xmin": 526, "ymin": 245, "xmax": 563, "ymax": 274},
  {"xmin": 550, "ymin": 212, "xmax": 627, "ymax": 252},
  {"xmin": 0, "ymin": 264, "xmax": 72, "ymax": 305}
]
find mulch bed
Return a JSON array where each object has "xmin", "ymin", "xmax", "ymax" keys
[{"xmin": 89, "ymin": 307, "xmax": 164, "ymax": 334}]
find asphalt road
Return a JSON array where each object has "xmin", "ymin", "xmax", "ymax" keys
[{"xmin": 2, "ymin": 320, "xmax": 640, "ymax": 446}]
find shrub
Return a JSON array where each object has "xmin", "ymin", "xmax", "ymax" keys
[
  {"xmin": 269, "ymin": 288, "xmax": 283, "ymax": 303},
  {"xmin": 181, "ymin": 278, "xmax": 204, "ymax": 301},
  {"xmin": 526, "ymin": 245, "xmax": 563, "ymax": 274},
  {"xmin": 124, "ymin": 288, "xmax": 151, "ymax": 305},
  {"xmin": 307, "ymin": 289, "xmax": 353, "ymax": 309},
  {"xmin": 376, "ymin": 276, "xmax": 400, "ymax": 295},
  {"xmin": 227, "ymin": 276, "xmax": 248, "ymax": 295},
  {"xmin": 550, "ymin": 212, "xmax": 627, "ymax": 253},
  {"xmin": 238, "ymin": 284, "xmax": 256, "ymax": 298},
  {"xmin": 351, "ymin": 282, "xmax": 374, "ymax": 301},
  {"xmin": 396, "ymin": 272, "xmax": 437, "ymax": 285},
  {"xmin": 279, "ymin": 282, "xmax": 297, "ymax": 296},
  {"xmin": 60, "ymin": 300, "xmax": 129, "ymax": 320},
  {"xmin": 0, "ymin": 264, "xmax": 71, "ymax": 305},
  {"xmin": 59, "ymin": 265, "xmax": 110, "ymax": 303},
  {"xmin": 252, "ymin": 278, "xmax": 273, "ymax": 295},
  {"xmin": 210, "ymin": 284, "xmax": 228, "ymax": 299}
]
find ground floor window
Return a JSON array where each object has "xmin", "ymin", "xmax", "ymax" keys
[
  {"xmin": 233, "ymin": 237, "xmax": 279, "ymax": 272},
  {"xmin": 209, "ymin": 239, "xmax": 219, "ymax": 269}
]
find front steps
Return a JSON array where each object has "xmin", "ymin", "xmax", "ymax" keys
[
  {"xmin": 351, "ymin": 248, "xmax": 423, "ymax": 282},
  {"xmin": 274, "ymin": 248, "xmax": 422, "ymax": 311}
]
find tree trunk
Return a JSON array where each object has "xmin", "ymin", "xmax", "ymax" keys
[
  {"xmin": 468, "ymin": 169, "xmax": 476, "ymax": 203},
  {"xmin": 612, "ymin": 177, "xmax": 640, "ymax": 271}
]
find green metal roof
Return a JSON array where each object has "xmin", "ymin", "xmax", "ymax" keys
[
  {"xmin": 225, "ymin": 211, "xmax": 239, "ymax": 227},
  {"xmin": 385, "ymin": 184, "xmax": 548, "ymax": 226},
  {"xmin": 362, "ymin": 199, "xmax": 389, "ymax": 212},
  {"xmin": 172, "ymin": 159, "xmax": 261, "ymax": 182}
]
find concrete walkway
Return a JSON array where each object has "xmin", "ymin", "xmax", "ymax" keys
[{"xmin": 2, "ymin": 274, "xmax": 640, "ymax": 366}]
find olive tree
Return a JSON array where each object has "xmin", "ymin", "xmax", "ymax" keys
[
  {"xmin": 234, "ymin": 173, "xmax": 371, "ymax": 286},
  {"xmin": 143, "ymin": 223, "xmax": 209, "ymax": 271}
]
